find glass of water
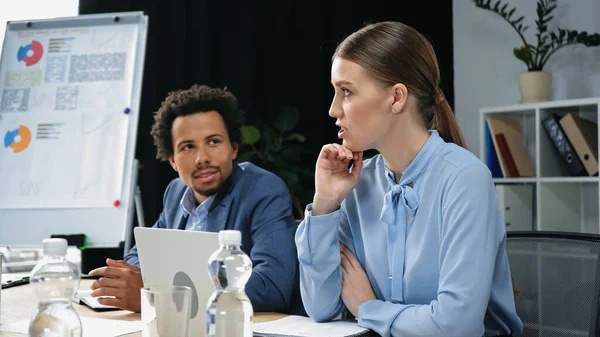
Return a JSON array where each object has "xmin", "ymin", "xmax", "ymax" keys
[{"xmin": 141, "ymin": 286, "xmax": 191, "ymax": 337}]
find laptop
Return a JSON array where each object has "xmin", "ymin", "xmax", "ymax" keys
[{"xmin": 134, "ymin": 227, "xmax": 220, "ymax": 337}]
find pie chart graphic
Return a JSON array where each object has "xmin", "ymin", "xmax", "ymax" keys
[
  {"xmin": 4, "ymin": 125, "xmax": 32, "ymax": 153},
  {"xmin": 17, "ymin": 40, "xmax": 43, "ymax": 66}
]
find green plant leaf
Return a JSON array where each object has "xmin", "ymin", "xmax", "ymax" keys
[
  {"xmin": 241, "ymin": 126, "xmax": 261, "ymax": 145},
  {"xmin": 285, "ymin": 133, "xmax": 306, "ymax": 143},
  {"xmin": 274, "ymin": 106, "xmax": 299, "ymax": 132},
  {"xmin": 262, "ymin": 127, "xmax": 278, "ymax": 151},
  {"xmin": 237, "ymin": 151, "xmax": 255, "ymax": 163},
  {"xmin": 513, "ymin": 46, "xmax": 532, "ymax": 67},
  {"xmin": 512, "ymin": 16, "xmax": 524, "ymax": 25}
]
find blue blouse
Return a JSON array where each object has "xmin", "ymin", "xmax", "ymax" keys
[{"xmin": 295, "ymin": 131, "xmax": 523, "ymax": 337}]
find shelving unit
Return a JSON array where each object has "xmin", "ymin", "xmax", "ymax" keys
[{"xmin": 480, "ymin": 97, "xmax": 600, "ymax": 234}]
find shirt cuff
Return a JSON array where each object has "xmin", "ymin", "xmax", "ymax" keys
[
  {"xmin": 296, "ymin": 203, "xmax": 343, "ymax": 264},
  {"xmin": 305, "ymin": 203, "xmax": 342, "ymax": 222},
  {"xmin": 357, "ymin": 299, "xmax": 401, "ymax": 332},
  {"xmin": 358, "ymin": 299, "xmax": 376, "ymax": 322}
]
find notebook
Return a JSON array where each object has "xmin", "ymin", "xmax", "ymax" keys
[
  {"xmin": 252, "ymin": 315, "xmax": 374, "ymax": 337},
  {"xmin": 73, "ymin": 289, "xmax": 120, "ymax": 311}
]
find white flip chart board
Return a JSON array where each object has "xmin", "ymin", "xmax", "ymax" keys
[{"xmin": 0, "ymin": 11, "xmax": 148, "ymax": 248}]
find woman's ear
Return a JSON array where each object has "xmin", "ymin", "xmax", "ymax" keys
[{"xmin": 391, "ymin": 83, "xmax": 408, "ymax": 114}]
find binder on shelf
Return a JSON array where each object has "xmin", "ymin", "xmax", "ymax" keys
[
  {"xmin": 486, "ymin": 118, "xmax": 534, "ymax": 177},
  {"xmin": 560, "ymin": 113, "xmax": 599, "ymax": 176},
  {"xmin": 495, "ymin": 133, "xmax": 519, "ymax": 177},
  {"xmin": 486, "ymin": 118, "xmax": 510, "ymax": 177},
  {"xmin": 485, "ymin": 121, "xmax": 503, "ymax": 178},
  {"xmin": 541, "ymin": 114, "xmax": 586, "ymax": 177}
]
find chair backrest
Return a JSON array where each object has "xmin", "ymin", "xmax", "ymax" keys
[{"xmin": 507, "ymin": 231, "xmax": 600, "ymax": 337}]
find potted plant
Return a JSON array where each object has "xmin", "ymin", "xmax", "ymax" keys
[
  {"xmin": 238, "ymin": 106, "xmax": 313, "ymax": 219},
  {"xmin": 474, "ymin": 0, "xmax": 600, "ymax": 103}
]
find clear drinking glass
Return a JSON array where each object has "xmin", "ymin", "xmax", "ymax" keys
[{"xmin": 141, "ymin": 286, "xmax": 192, "ymax": 337}]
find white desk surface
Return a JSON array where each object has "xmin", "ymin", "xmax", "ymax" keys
[{"xmin": 1, "ymin": 278, "xmax": 286, "ymax": 336}]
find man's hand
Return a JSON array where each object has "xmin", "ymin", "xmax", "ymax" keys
[
  {"xmin": 88, "ymin": 258, "xmax": 143, "ymax": 312},
  {"xmin": 340, "ymin": 244, "xmax": 376, "ymax": 317}
]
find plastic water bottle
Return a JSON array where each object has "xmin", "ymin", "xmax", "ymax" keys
[
  {"xmin": 29, "ymin": 238, "xmax": 82, "ymax": 337},
  {"xmin": 206, "ymin": 230, "xmax": 253, "ymax": 337}
]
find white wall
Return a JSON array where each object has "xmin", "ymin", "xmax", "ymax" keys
[
  {"xmin": 453, "ymin": 0, "xmax": 600, "ymax": 152},
  {"xmin": 0, "ymin": 0, "xmax": 79, "ymax": 53}
]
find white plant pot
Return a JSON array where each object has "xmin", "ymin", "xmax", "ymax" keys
[{"xmin": 518, "ymin": 71, "xmax": 552, "ymax": 103}]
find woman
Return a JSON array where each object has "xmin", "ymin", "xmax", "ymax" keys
[{"xmin": 295, "ymin": 21, "xmax": 523, "ymax": 337}]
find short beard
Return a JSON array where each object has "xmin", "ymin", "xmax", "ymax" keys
[
  {"xmin": 192, "ymin": 175, "xmax": 225, "ymax": 199},
  {"xmin": 194, "ymin": 186, "xmax": 219, "ymax": 198}
]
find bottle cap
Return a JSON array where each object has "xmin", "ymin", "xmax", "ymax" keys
[
  {"xmin": 218, "ymin": 230, "xmax": 241, "ymax": 246},
  {"xmin": 43, "ymin": 238, "xmax": 68, "ymax": 256}
]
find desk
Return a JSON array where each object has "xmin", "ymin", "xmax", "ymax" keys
[{"xmin": 1, "ymin": 280, "xmax": 286, "ymax": 336}]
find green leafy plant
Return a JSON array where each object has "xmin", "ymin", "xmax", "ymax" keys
[
  {"xmin": 474, "ymin": 0, "xmax": 600, "ymax": 71},
  {"xmin": 238, "ymin": 106, "xmax": 313, "ymax": 219}
]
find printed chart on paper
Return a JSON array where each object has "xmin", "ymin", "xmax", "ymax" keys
[{"xmin": 0, "ymin": 24, "xmax": 138, "ymax": 208}]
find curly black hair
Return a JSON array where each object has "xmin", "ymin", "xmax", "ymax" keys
[{"xmin": 150, "ymin": 84, "xmax": 245, "ymax": 162}]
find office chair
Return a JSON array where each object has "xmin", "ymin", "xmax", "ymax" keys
[{"xmin": 507, "ymin": 231, "xmax": 600, "ymax": 337}]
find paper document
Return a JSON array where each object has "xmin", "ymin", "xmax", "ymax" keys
[
  {"xmin": 0, "ymin": 317, "xmax": 142, "ymax": 336},
  {"xmin": 1, "ymin": 272, "xmax": 30, "ymax": 284},
  {"xmin": 253, "ymin": 315, "xmax": 370, "ymax": 337}
]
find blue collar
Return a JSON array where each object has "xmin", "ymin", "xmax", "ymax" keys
[
  {"xmin": 179, "ymin": 187, "xmax": 215, "ymax": 217},
  {"xmin": 383, "ymin": 130, "xmax": 444, "ymax": 185}
]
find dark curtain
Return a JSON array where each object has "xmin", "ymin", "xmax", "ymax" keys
[{"xmin": 79, "ymin": 0, "xmax": 453, "ymax": 230}]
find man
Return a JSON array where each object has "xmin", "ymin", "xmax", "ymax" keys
[{"xmin": 89, "ymin": 84, "xmax": 303, "ymax": 315}]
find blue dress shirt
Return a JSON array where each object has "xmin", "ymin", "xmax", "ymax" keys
[
  {"xmin": 180, "ymin": 187, "xmax": 215, "ymax": 231},
  {"xmin": 295, "ymin": 131, "xmax": 523, "ymax": 337}
]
